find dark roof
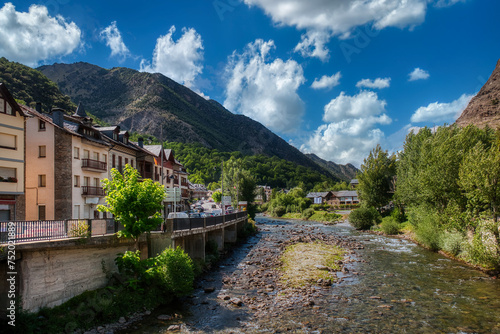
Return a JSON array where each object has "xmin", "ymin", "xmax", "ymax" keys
[
  {"xmin": 306, "ymin": 192, "xmax": 331, "ymax": 198},
  {"xmin": 350, "ymin": 179, "xmax": 359, "ymax": 184},
  {"xmin": 0, "ymin": 83, "xmax": 25, "ymax": 117},
  {"xmin": 333, "ymin": 190, "xmax": 358, "ymax": 197}
]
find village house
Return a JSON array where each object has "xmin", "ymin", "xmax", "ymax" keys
[
  {"xmin": 0, "ymin": 84, "xmax": 26, "ymax": 221},
  {"xmin": 190, "ymin": 182, "xmax": 208, "ymax": 200},
  {"xmin": 24, "ymin": 104, "xmax": 111, "ymax": 220},
  {"xmin": 332, "ymin": 190, "xmax": 359, "ymax": 207},
  {"xmin": 306, "ymin": 191, "xmax": 336, "ymax": 205}
]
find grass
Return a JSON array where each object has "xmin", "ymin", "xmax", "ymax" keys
[
  {"xmin": 280, "ymin": 242, "xmax": 345, "ymax": 288},
  {"xmin": 281, "ymin": 212, "xmax": 302, "ymax": 219}
]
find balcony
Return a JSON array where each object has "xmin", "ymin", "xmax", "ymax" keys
[
  {"xmin": 82, "ymin": 186, "xmax": 105, "ymax": 197},
  {"xmin": 82, "ymin": 159, "xmax": 107, "ymax": 172}
]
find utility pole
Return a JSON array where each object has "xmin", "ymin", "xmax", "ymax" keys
[{"xmin": 221, "ymin": 160, "xmax": 224, "ymax": 210}]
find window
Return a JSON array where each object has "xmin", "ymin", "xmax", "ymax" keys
[
  {"xmin": 83, "ymin": 176, "xmax": 90, "ymax": 187},
  {"xmin": 94, "ymin": 177, "xmax": 99, "ymax": 187},
  {"xmin": 0, "ymin": 98, "xmax": 14, "ymax": 116},
  {"xmin": 83, "ymin": 149, "xmax": 89, "ymax": 159},
  {"xmin": 74, "ymin": 147, "xmax": 80, "ymax": 159},
  {"xmin": 0, "ymin": 167, "xmax": 16, "ymax": 180},
  {"xmin": 0, "ymin": 133, "xmax": 16, "ymax": 150},
  {"xmin": 38, "ymin": 205, "xmax": 46, "ymax": 220},
  {"xmin": 103, "ymin": 154, "xmax": 107, "ymax": 163},
  {"xmin": 39, "ymin": 145, "xmax": 46, "ymax": 158},
  {"xmin": 125, "ymin": 158, "xmax": 128, "ymax": 165},
  {"xmin": 73, "ymin": 205, "xmax": 80, "ymax": 219},
  {"xmin": 131, "ymin": 159, "xmax": 134, "ymax": 168},
  {"xmin": 93, "ymin": 152, "xmax": 99, "ymax": 161},
  {"xmin": 74, "ymin": 175, "xmax": 80, "ymax": 187},
  {"xmin": 118, "ymin": 156, "xmax": 122, "ymax": 170},
  {"xmin": 38, "ymin": 174, "xmax": 46, "ymax": 187},
  {"xmin": 39, "ymin": 119, "xmax": 46, "ymax": 131},
  {"xmin": 112, "ymin": 154, "xmax": 116, "ymax": 168}
]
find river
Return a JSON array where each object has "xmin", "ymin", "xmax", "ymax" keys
[{"xmin": 117, "ymin": 216, "xmax": 500, "ymax": 333}]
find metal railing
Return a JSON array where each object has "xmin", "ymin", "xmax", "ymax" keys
[
  {"xmin": 0, "ymin": 219, "xmax": 117, "ymax": 244},
  {"xmin": 82, "ymin": 186, "xmax": 105, "ymax": 196},
  {"xmin": 0, "ymin": 212, "xmax": 248, "ymax": 244},
  {"xmin": 82, "ymin": 159, "xmax": 107, "ymax": 171}
]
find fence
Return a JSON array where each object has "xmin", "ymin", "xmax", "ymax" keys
[{"xmin": 0, "ymin": 211, "xmax": 248, "ymax": 244}]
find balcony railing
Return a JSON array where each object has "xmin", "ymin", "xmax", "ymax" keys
[
  {"xmin": 82, "ymin": 159, "xmax": 107, "ymax": 172},
  {"xmin": 82, "ymin": 186, "xmax": 105, "ymax": 197}
]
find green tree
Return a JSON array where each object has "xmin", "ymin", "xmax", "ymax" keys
[
  {"xmin": 459, "ymin": 142, "xmax": 500, "ymax": 223},
  {"xmin": 238, "ymin": 170, "xmax": 257, "ymax": 218},
  {"xmin": 98, "ymin": 165, "xmax": 165, "ymax": 249},
  {"xmin": 357, "ymin": 144, "xmax": 397, "ymax": 209},
  {"xmin": 212, "ymin": 190, "xmax": 222, "ymax": 204}
]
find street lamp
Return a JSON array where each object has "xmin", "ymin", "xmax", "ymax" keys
[{"xmin": 169, "ymin": 174, "xmax": 177, "ymax": 213}]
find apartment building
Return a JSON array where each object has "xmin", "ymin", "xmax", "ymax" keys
[
  {"xmin": 0, "ymin": 84, "xmax": 26, "ymax": 221},
  {"xmin": 24, "ymin": 105, "xmax": 110, "ymax": 220}
]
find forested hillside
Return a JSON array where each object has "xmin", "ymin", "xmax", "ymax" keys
[{"xmin": 167, "ymin": 142, "xmax": 339, "ymax": 190}]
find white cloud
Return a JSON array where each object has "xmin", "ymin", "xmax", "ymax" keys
[
  {"xmin": 301, "ymin": 91, "xmax": 391, "ymax": 166},
  {"xmin": 224, "ymin": 39, "xmax": 305, "ymax": 133},
  {"xmin": 140, "ymin": 26, "xmax": 203, "ymax": 88},
  {"xmin": 434, "ymin": 0, "xmax": 466, "ymax": 8},
  {"xmin": 356, "ymin": 77, "xmax": 391, "ymax": 89},
  {"xmin": 410, "ymin": 93, "xmax": 474, "ymax": 123},
  {"xmin": 408, "ymin": 67, "xmax": 430, "ymax": 81},
  {"xmin": 243, "ymin": 0, "xmax": 444, "ymax": 60},
  {"xmin": 0, "ymin": 2, "xmax": 81, "ymax": 66},
  {"xmin": 311, "ymin": 72, "xmax": 341, "ymax": 90},
  {"xmin": 100, "ymin": 21, "xmax": 130, "ymax": 62},
  {"xmin": 294, "ymin": 30, "xmax": 331, "ymax": 62},
  {"xmin": 323, "ymin": 91, "xmax": 388, "ymax": 123}
]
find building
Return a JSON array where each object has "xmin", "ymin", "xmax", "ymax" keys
[
  {"xmin": 0, "ymin": 84, "xmax": 26, "ymax": 221},
  {"xmin": 256, "ymin": 185, "xmax": 272, "ymax": 203},
  {"xmin": 24, "ymin": 105, "xmax": 111, "ymax": 220},
  {"xmin": 190, "ymin": 182, "xmax": 208, "ymax": 200},
  {"xmin": 350, "ymin": 179, "xmax": 359, "ymax": 189},
  {"xmin": 306, "ymin": 191, "xmax": 335, "ymax": 205},
  {"xmin": 332, "ymin": 190, "xmax": 359, "ymax": 207}
]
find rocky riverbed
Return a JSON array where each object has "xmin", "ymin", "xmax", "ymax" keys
[{"xmin": 115, "ymin": 217, "xmax": 500, "ymax": 334}]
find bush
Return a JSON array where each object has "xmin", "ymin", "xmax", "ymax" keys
[
  {"xmin": 381, "ymin": 217, "xmax": 400, "ymax": 235},
  {"xmin": 301, "ymin": 208, "xmax": 315, "ymax": 219},
  {"xmin": 391, "ymin": 207, "xmax": 407, "ymax": 223},
  {"xmin": 273, "ymin": 205, "xmax": 286, "ymax": 217},
  {"xmin": 461, "ymin": 220, "xmax": 500, "ymax": 270},
  {"xmin": 349, "ymin": 206, "xmax": 381, "ymax": 230},
  {"xmin": 441, "ymin": 231, "xmax": 465, "ymax": 256}
]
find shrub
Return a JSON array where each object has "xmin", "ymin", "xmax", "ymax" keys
[
  {"xmin": 381, "ymin": 217, "xmax": 400, "ymax": 235},
  {"xmin": 461, "ymin": 220, "xmax": 500, "ymax": 270},
  {"xmin": 441, "ymin": 231, "xmax": 465, "ymax": 256},
  {"xmin": 273, "ymin": 205, "xmax": 286, "ymax": 217},
  {"xmin": 349, "ymin": 206, "xmax": 381, "ymax": 230},
  {"xmin": 391, "ymin": 207, "xmax": 407, "ymax": 223},
  {"xmin": 301, "ymin": 208, "xmax": 315, "ymax": 219}
]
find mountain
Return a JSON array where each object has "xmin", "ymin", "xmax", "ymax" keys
[
  {"xmin": 38, "ymin": 62, "xmax": 329, "ymax": 173},
  {"xmin": 456, "ymin": 59, "xmax": 500, "ymax": 129},
  {"xmin": 0, "ymin": 57, "xmax": 75, "ymax": 112},
  {"xmin": 306, "ymin": 153, "xmax": 358, "ymax": 182}
]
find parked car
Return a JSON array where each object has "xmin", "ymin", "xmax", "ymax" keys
[
  {"xmin": 167, "ymin": 212, "xmax": 189, "ymax": 219},
  {"xmin": 189, "ymin": 213, "xmax": 202, "ymax": 218}
]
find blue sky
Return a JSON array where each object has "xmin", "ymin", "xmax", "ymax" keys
[{"xmin": 2, "ymin": 0, "xmax": 500, "ymax": 166}]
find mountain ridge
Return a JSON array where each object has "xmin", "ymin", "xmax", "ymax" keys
[{"xmin": 456, "ymin": 59, "xmax": 500, "ymax": 129}]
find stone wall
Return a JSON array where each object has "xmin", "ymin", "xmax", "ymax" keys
[{"xmin": 54, "ymin": 129, "xmax": 72, "ymax": 220}]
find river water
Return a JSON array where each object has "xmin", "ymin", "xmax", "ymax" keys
[{"xmin": 118, "ymin": 217, "xmax": 500, "ymax": 333}]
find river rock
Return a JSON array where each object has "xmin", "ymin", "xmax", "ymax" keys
[
  {"xmin": 157, "ymin": 314, "xmax": 173, "ymax": 321},
  {"xmin": 231, "ymin": 297, "xmax": 243, "ymax": 306},
  {"xmin": 167, "ymin": 324, "xmax": 181, "ymax": 331},
  {"xmin": 118, "ymin": 317, "xmax": 126, "ymax": 324},
  {"xmin": 204, "ymin": 287, "xmax": 216, "ymax": 293}
]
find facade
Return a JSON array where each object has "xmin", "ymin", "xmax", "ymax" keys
[
  {"xmin": 332, "ymin": 190, "xmax": 359, "ymax": 207},
  {"xmin": 24, "ymin": 105, "xmax": 111, "ymax": 220},
  {"xmin": 190, "ymin": 182, "xmax": 208, "ymax": 200},
  {"xmin": 0, "ymin": 84, "xmax": 26, "ymax": 221},
  {"xmin": 306, "ymin": 191, "xmax": 335, "ymax": 205},
  {"xmin": 256, "ymin": 185, "xmax": 272, "ymax": 203}
]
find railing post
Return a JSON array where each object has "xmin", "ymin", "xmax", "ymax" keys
[
  {"xmin": 65, "ymin": 219, "xmax": 69, "ymax": 236},
  {"xmin": 87, "ymin": 219, "xmax": 92, "ymax": 236},
  {"xmin": 114, "ymin": 219, "xmax": 119, "ymax": 234}
]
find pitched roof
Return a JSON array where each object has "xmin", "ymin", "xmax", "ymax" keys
[
  {"xmin": 73, "ymin": 102, "xmax": 87, "ymax": 118},
  {"xmin": 0, "ymin": 83, "xmax": 25, "ymax": 117},
  {"xmin": 333, "ymin": 190, "xmax": 358, "ymax": 197},
  {"xmin": 350, "ymin": 179, "xmax": 359, "ymax": 184},
  {"xmin": 306, "ymin": 191, "xmax": 331, "ymax": 198}
]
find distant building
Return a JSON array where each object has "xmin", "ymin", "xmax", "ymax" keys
[
  {"xmin": 256, "ymin": 185, "xmax": 272, "ymax": 203},
  {"xmin": 306, "ymin": 191, "xmax": 335, "ymax": 205},
  {"xmin": 191, "ymin": 183, "xmax": 208, "ymax": 200},
  {"xmin": 350, "ymin": 179, "xmax": 359, "ymax": 189},
  {"xmin": 332, "ymin": 190, "xmax": 359, "ymax": 207},
  {"xmin": 0, "ymin": 84, "xmax": 26, "ymax": 221}
]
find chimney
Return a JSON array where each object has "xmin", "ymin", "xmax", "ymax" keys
[
  {"xmin": 51, "ymin": 108, "xmax": 65, "ymax": 128},
  {"xmin": 138, "ymin": 137, "xmax": 144, "ymax": 148},
  {"xmin": 35, "ymin": 102, "xmax": 42, "ymax": 113}
]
